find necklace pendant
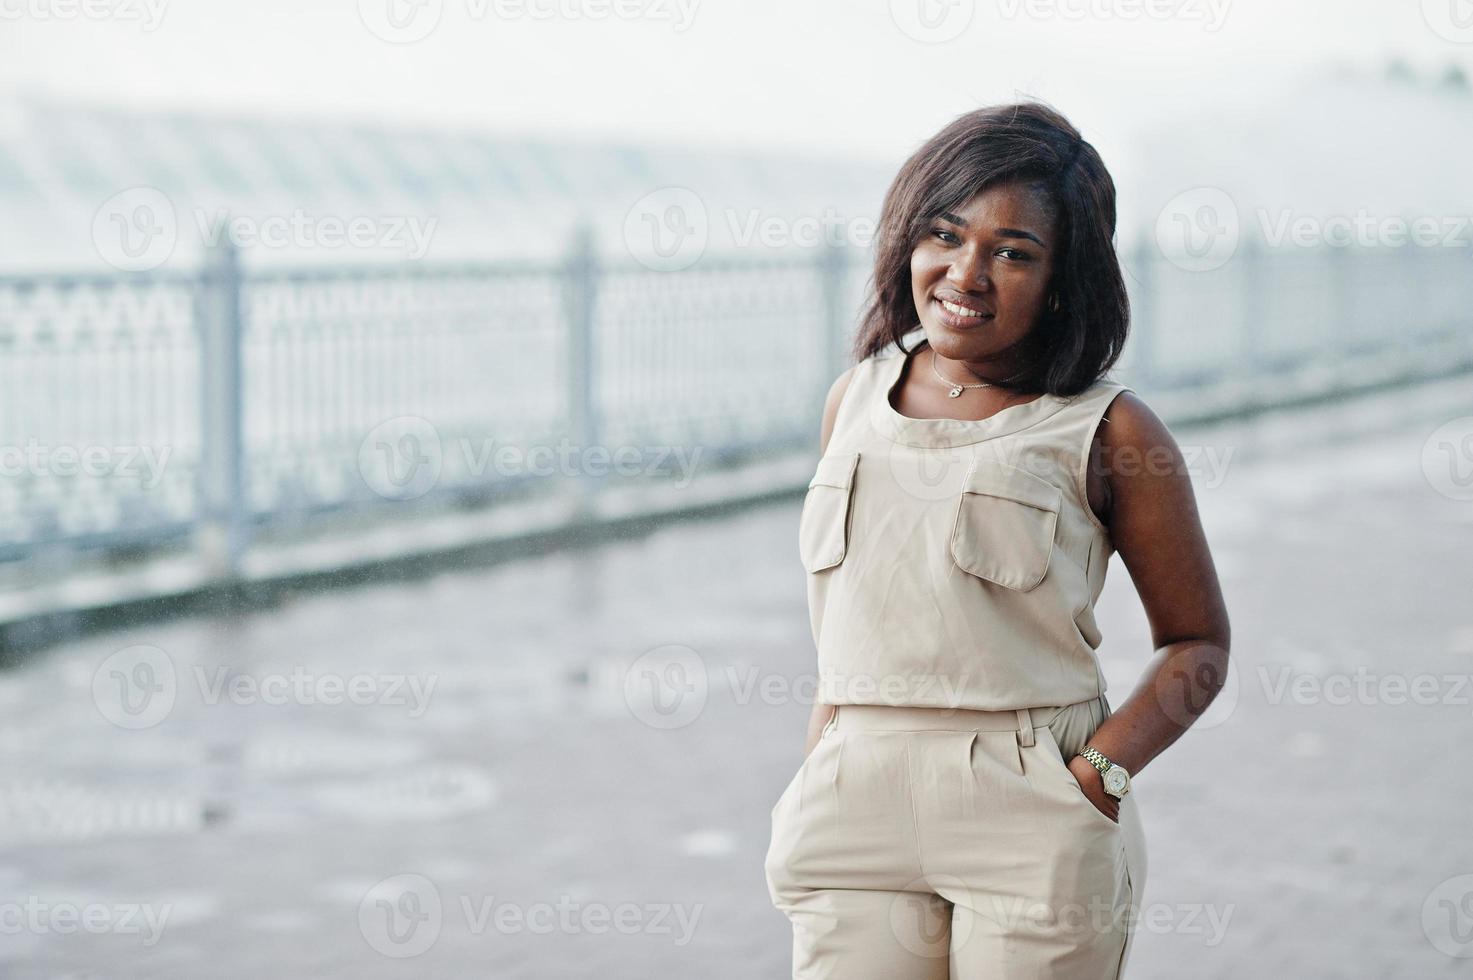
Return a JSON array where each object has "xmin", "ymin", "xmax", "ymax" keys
[{"xmin": 948, "ymin": 386, "xmax": 963, "ymax": 397}]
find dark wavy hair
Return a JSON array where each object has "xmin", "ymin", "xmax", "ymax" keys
[{"xmin": 852, "ymin": 101, "xmax": 1129, "ymax": 396}]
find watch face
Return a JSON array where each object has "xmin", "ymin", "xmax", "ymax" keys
[{"xmin": 1104, "ymin": 767, "xmax": 1129, "ymax": 795}]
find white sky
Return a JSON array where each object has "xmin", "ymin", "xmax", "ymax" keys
[{"xmin": 1, "ymin": 0, "xmax": 1468, "ymax": 166}]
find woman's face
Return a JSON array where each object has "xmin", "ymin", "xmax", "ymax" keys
[{"xmin": 909, "ymin": 181, "xmax": 1057, "ymax": 381}]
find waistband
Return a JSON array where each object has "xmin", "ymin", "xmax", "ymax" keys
[{"xmin": 829, "ymin": 696, "xmax": 1104, "ymax": 747}]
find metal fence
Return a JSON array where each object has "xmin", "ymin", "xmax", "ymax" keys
[
  {"xmin": 0, "ymin": 235, "xmax": 867, "ymax": 571},
  {"xmin": 2, "ymin": 233, "xmax": 1470, "ymax": 573}
]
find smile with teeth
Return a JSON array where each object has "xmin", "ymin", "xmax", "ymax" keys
[{"xmin": 939, "ymin": 299, "xmax": 991, "ymax": 318}]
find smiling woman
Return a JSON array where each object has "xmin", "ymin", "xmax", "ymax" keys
[
  {"xmin": 765, "ymin": 101, "xmax": 1231, "ymax": 980},
  {"xmin": 858, "ymin": 102, "xmax": 1130, "ymax": 400}
]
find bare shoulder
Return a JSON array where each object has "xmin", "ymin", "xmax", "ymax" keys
[
  {"xmin": 1098, "ymin": 390, "xmax": 1177, "ymax": 457},
  {"xmin": 818, "ymin": 363, "xmax": 863, "ymax": 454},
  {"xmin": 1087, "ymin": 389, "xmax": 1184, "ymax": 527}
]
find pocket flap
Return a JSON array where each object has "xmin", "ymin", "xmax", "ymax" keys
[
  {"xmin": 799, "ymin": 451, "xmax": 860, "ymax": 574},
  {"xmin": 808, "ymin": 451, "xmax": 860, "ymax": 490},
  {"xmin": 960, "ymin": 459, "xmax": 1062, "ymax": 513},
  {"xmin": 951, "ymin": 460, "xmax": 1060, "ymax": 591}
]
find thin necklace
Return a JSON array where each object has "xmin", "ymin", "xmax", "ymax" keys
[{"xmin": 930, "ymin": 349, "xmax": 995, "ymax": 398}]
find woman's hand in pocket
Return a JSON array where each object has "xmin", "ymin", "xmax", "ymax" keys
[{"xmin": 1067, "ymin": 754, "xmax": 1120, "ymax": 823}]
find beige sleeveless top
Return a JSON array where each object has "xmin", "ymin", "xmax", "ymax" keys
[{"xmin": 799, "ymin": 336, "xmax": 1134, "ymax": 712}]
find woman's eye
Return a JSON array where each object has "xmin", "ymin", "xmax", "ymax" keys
[
  {"xmin": 931, "ymin": 228, "xmax": 960, "ymax": 244},
  {"xmin": 998, "ymin": 247, "xmax": 1030, "ymax": 261}
]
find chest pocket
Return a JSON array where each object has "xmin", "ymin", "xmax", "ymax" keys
[
  {"xmin": 797, "ymin": 451, "xmax": 860, "ymax": 573},
  {"xmin": 950, "ymin": 459, "xmax": 1061, "ymax": 592}
]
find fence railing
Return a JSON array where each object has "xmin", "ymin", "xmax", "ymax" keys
[
  {"xmin": 2, "ymin": 232, "xmax": 1470, "ymax": 575},
  {"xmin": 0, "ymin": 234, "xmax": 866, "ymax": 571}
]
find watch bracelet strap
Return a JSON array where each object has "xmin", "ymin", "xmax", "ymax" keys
[{"xmin": 1080, "ymin": 745, "xmax": 1115, "ymax": 775}]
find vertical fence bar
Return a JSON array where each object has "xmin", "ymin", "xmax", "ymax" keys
[
  {"xmin": 564, "ymin": 222, "xmax": 600, "ymax": 511},
  {"xmin": 194, "ymin": 237, "xmax": 247, "ymax": 578},
  {"xmin": 817, "ymin": 240, "xmax": 848, "ymax": 421}
]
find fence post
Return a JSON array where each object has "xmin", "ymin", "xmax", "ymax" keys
[
  {"xmin": 818, "ymin": 240, "xmax": 849, "ymax": 416},
  {"xmin": 564, "ymin": 221, "xmax": 600, "ymax": 512},
  {"xmin": 194, "ymin": 236, "xmax": 247, "ymax": 579}
]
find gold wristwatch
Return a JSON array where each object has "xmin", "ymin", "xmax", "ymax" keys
[{"xmin": 1079, "ymin": 746, "xmax": 1131, "ymax": 800}]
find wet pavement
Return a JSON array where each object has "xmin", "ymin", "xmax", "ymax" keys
[{"xmin": 2, "ymin": 372, "xmax": 1472, "ymax": 978}]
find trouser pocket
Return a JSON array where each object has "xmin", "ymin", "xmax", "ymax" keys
[
  {"xmin": 1036, "ymin": 697, "xmax": 1121, "ymax": 832},
  {"xmin": 1045, "ymin": 695, "xmax": 1109, "ymax": 759}
]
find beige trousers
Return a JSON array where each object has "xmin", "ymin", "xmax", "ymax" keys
[{"xmin": 765, "ymin": 696, "xmax": 1146, "ymax": 978}]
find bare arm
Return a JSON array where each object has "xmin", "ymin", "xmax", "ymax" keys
[
  {"xmin": 1069, "ymin": 391, "xmax": 1233, "ymax": 818},
  {"xmin": 800, "ymin": 365, "xmax": 858, "ymax": 757}
]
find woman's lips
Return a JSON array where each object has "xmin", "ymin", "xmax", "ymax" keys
[{"xmin": 934, "ymin": 297, "xmax": 994, "ymax": 327}]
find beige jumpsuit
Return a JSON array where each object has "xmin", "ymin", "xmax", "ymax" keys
[{"xmin": 766, "ymin": 336, "xmax": 1147, "ymax": 978}]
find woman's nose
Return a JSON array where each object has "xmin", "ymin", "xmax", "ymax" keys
[{"xmin": 947, "ymin": 250, "xmax": 990, "ymax": 291}]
